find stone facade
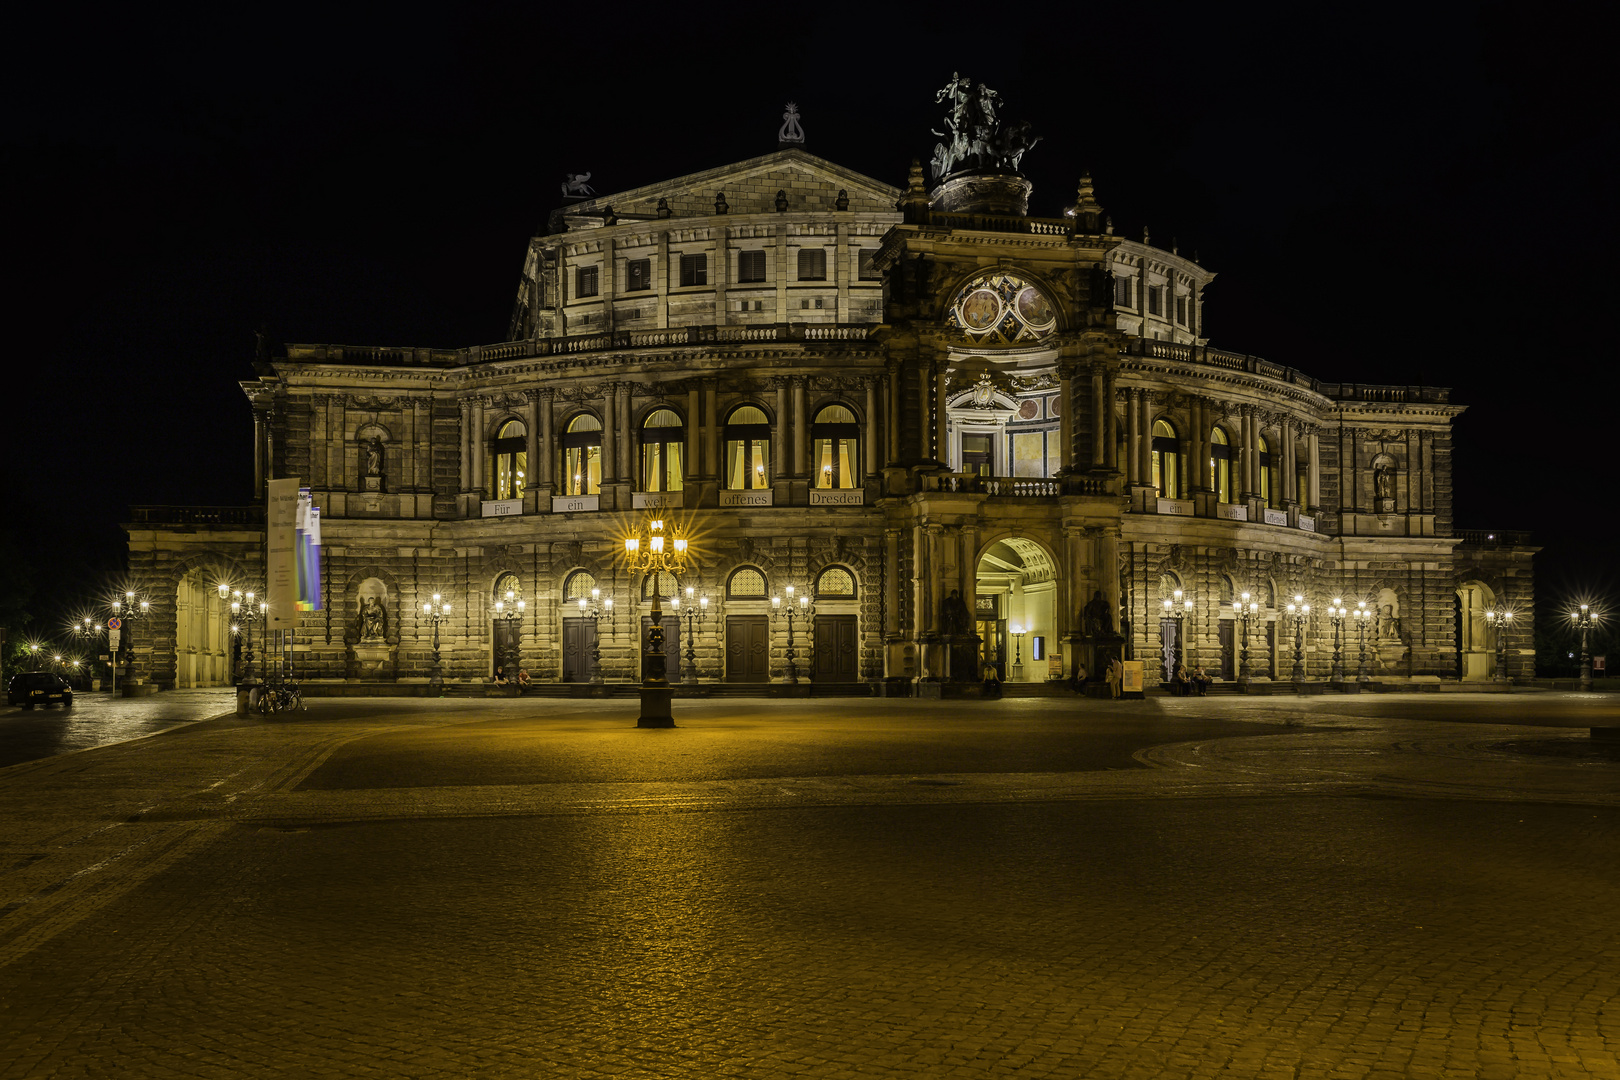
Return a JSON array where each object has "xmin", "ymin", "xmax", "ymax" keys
[{"xmin": 125, "ymin": 146, "xmax": 1535, "ymax": 690}]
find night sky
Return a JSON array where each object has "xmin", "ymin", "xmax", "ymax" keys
[{"xmin": 5, "ymin": 4, "xmax": 1614, "ymax": 634}]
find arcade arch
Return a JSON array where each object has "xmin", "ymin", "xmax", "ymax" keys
[
  {"xmin": 174, "ymin": 569, "xmax": 232, "ymax": 687},
  {"xmin": 975, "ymin": 536, "xmax": 1057, "ymax": 683}
]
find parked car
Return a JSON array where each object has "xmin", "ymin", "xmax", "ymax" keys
[{"xmin": 7, "ymin": 672, "xmax": 74, "ymax": 708}]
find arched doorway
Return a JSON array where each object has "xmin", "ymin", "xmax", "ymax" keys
[
  {"xmin": 175, "ymin": 569, "xmax": 231, "ymax": 687},
  {"xmin": 975, "ymin": 537, "xmax": 1057, "ymax": 683},
  {"xmin": 1456, "ymin": 580, "xmax": 1496, "ymax": 680}
]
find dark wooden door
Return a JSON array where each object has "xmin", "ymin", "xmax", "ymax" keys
[
  {"xmin": 1218, "ymin": 620, "xmax": 1235, "ymax": 680},
  {"xmin": 1264, "ymin": 624, "xmax": 1276, "ymax": 678},
  {"xmin": 725, "ymin": 615, "xmax": 770, "ymax": 682},
  {"xmin": 812, "ymin": 615, "xmax": 859, "ymax": 682},
  {"xmin": 640, "ymin": 616, "xmax": 682, "ymax": 682},
  {"xmin": 1158, "ymin": 618, "xmax": 1181, "ymax": 682},
  {"xmin": 494, "ymin": 621, "xmax": 521, "ymax": 677},
  {"xmin": 562, "ymin": 618, "xmax": 596, "ymax": 682}
]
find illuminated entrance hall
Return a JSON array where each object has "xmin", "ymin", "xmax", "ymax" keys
[{"xmin": 975, "ymin": 538, "xmax": 1057, "ymax": 683}]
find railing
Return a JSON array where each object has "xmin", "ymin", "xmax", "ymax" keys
[
  {"xmin": 928, "ymin": 211, "xmax": 1073, "ymax": 236},
  {"xmin": 1455, "ymin": 529, "xmax": 1533, "ymax": 547},
  {"xmin": 129, "ymin": 505, "xmax": 266, "ymax": 526},
  {"xmin": 924, "ymin": 474, "xmax": 1111, "ymax": 497},
  {"xmin": 1126, "ymin": 339, "xmax": 1452, "ymax": 403}
]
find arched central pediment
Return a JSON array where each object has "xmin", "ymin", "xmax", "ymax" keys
[{"xmin": 945, "ymin": 270, "xmax": 1058, "ymax": 346}]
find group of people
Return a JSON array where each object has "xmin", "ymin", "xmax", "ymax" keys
[
  {"xmin": 491, "ymin": 667, "xmax": 532, "ymax": 690},
  {"xmin": 1166, "ymin": 664, "xmax": 1212, "ymax": 696}
]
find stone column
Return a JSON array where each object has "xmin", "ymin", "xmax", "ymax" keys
[
  {"xmin": 1058, "ymin": 365, "xmax": 1075, "ymax": 473},
  {"xmin": 253, "ymin": 410, "xmax": 267, "ymax": 497},
  {"xmin": 1239, "ymin": 407, "xmax": 1254, "ymax": 499},
  {"xmin": 601, "ymin": 384, "xmax": 616, "ymax": 483},
  {"xmin": 886, "ymin": 363, "xmax": 900, "ymax": 464},
  {"xmin": 934, "ymin": 365, "xmax": 949, "ymax": 467},
  {"xmin": 471, "ymin": 397, "xmax": 486, "ymax": 496},
  {"xmin": 884, "ymin": 528, "xmax": 901, "ymax": 639},
  {"xmin": 704, "ymin": 380, "xmax": 719, "ymax": 481},
  {"xmin": 1125, "ymin": 389, "xmax": 1141, "ymax": 484},
  {"xmin": 331, "ymin": 397, "xmax": 347, "ymax": 490},
  {"xmin": 791, "ymin": 376, "xmax": 807, "ymax": 477},
  {"xmin": 1191, "ymin": 398, "xmax": 1206, "ymax": 491},
  {"xmin": 526, "ymin": 391, "xmax": 541, "ymax": 493},
  {"xmin": 916, "ymin": 361, "xmax": 932, "ymax": 461},
  {"xmin": 618, "ymin": 383, "xmax": 632, "ymax": 483},
  {"xmin": 1103, "ymin": 370, "xmax": 1119, "ymax": 472},
  {"xmin": 1282, "ymin": 421, "xmax": 1297, "ymax": 505},
  {"xmin": 1308, "ymin": 428, "xmax": 1321, "ymax": 509},
  {"xmin": 1138, "ymin": 393, "xmax": 1153, "ymax": 484},
  {"xmin": 774, "ymin": 379, "xmax": 788, "ymax": 479},
  {"xmin": 686, "ymin": 385, "xmax": 700, "ymax": 482},
  {"xmin": 537, "ymin": 389, "xmax": 555, "ymax": 496},
  {"xmin": 1090, "ymin": 367, "xmax": 1105, "ymax": 468},
  {"xmin": 1100, "ymin": 530, "xmax": 1121, "ymax": 633},
  {"xmin": 458, "ymin": 399, "xmax": 472, "ymax": 492},
  {"xmin": 864, "ymin": 378, "xmax": 878, "ymax": 479}
]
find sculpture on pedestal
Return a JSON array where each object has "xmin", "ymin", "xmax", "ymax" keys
[{"xmin": 930, "ymin": 73, "xmax": 1042, "ymax": 179}]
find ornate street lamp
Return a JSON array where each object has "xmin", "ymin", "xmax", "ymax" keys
[
  {"xmin": 1326, "ymin": 598, "xmax": 1348, "ymax": 683},
  {"xmin": 422, "ymin": 593, "xmax": 452, "ymax": 690},
  {"xmin": 575, "ymin": 588, "xmax": 613, "ymax": 686},
  {"xmin": 1010, "ymin": 622, "xmax": 1027, "ymax": 678},
  {"xmin": 669, "ymin": 586, "xmax": 709, "ymax": 683},
  {"xmin": 1236, "ymin": 591, "xmax": 1260, "ymax": 688},
  {"xmin": 770, "ymin": 584, "xmax": 814, "ymax": 685},
  {"xmin": 493, "ymin": 589, "xmax": 526, "ymax": 677},
  {"xmin": 1482, "ymin": 603, "xmax": 1515, "ymax": 684},
  {"xmin": 111, "ymin": 589, "xmax": 151, "ymax": 689},
  {"xmin": 225, "ymin": 586, "xmax": 266, "ymax": 684},
  {"xmin": 623, "ymin": 516, "xmax": 689, "ymax": 726},
  {"xmin": 1160, "ymin": 589, "xmax": 1194, "ymax": 683},
  {"xmin": 1285, "ymin": 594, "xmax": 1312, "ymax": 689},
  {"xmin": 1354, "ymin": 600, "xmax": 1372, "ymax": 682},
  {"xmin": 1569, "ymin": 604, "xmax": 1598, "ymax": 692}
]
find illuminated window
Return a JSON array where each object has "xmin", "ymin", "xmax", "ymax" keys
[
  {"xmin": 797, "ymin": 248, "xmax": 826, "ymax": 281},
  {"xmin": 626, "ymin": 259, "xmax": 651, "ymax": 291},
  {"xmin": 576, "ymin": 265, "xmax": 599, "ymax": 298},
  {"xmin": 488, "ymin": 419, "xmax": 527, "ymax": 501},
  {"xmin": 738, "ymin": 250, "xmax": 766, "ymax": 283},
  {"xmin": 728, "ymin": 567, "xmax": 767, "ymax": 598},
  {"xmin": 812, "ymin": 404, "xmax": 859, "ymax": 488},
  {"xmin": 563, "ymin": 570, "xmax": 596, "ymax": 600},
  {"xmin": 679, "ymin": 254, "xmax": 707, "ymax": 287},
  {"xmin": 1151, "ymin": 419, "xmax": 1181, "ymax": 499},
  {"xmin": 1210, "ymin": 426, "xmax": 1232, "ymax": 503},
  {"xmin": 561, "ymin": 413, "xmax": 602, "ymax": 496},
  {"xmin": 815, "ymin": 567, "xmax": 855, "ymax": 597},
  {"xmin": 495, "ymin": 573, "xmax": 522, "ymax": 603},
  {"xmin": 724, "ymin": 405, "xmax": 771, "ymax": 490},
  {"xmin": 962, "ymin": 433, "xmax": 992, "ymax": 476},
  {"xmin": 1258, "ymin": 434, "xmax": 1278, "ymax": 508},
  {"xmin": 639, "ymin": 409, "xmax": 684, "ymax": 492}
]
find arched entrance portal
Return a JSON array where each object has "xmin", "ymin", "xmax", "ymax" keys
[
  {"xmin": 175, "ymin": 569, "xmax": 231, "ymax": 687},
  {"xmin": 1456, "ymin": 580, "xmax": 1497, "ymax": 680},
  {"xmin": 976, "ymin": 538, "xmax": 1057, "ymax": 683}
]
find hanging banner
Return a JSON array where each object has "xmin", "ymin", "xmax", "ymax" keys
[
  {"xmin": 295, "ymin": 489, "xmax": 323, "ymax": 612},
  {"xmin": 266, "ymin": 478, "xmax": 300, "ymax": 631}
]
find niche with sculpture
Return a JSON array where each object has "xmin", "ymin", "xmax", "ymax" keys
[
  {"xmin": 1372, "ymin": 586, "xmax": 1409, "ymax": 674},
  {"xmin": 357, "ymin": 425, "xmax": 389, "ymax": 493},
  {"xmin": 347, "ymin": 576, "xmax": 397, "ymax": 679},
  {"xmin": 1371, "ymin": 453, "xmax": 1397, "ymax": 514}
]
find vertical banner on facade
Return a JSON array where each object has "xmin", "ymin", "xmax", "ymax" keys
[
  {"xmin": 266, "ymin": 478, "xmax": 300, "ymax": 632},
  {"xmin": 295, "ymin": 489, "xmax": 323, "ymax": 612}
]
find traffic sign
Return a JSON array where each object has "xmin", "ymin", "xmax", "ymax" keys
[{"xmin": 107, "ymin": 617, "xmax": 122, "ymax": 630}]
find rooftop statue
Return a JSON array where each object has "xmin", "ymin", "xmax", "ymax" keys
[
  {"xmin": 778, "ymin": 102, "xmax": 805, "ymax": 145},
  {"xmin": 930, "ymin": 73, "xmax": 1042, "ymax": 180},
  {"xmin": 561, "ymin": 172, "xmax": 595, "ymax": 198}
]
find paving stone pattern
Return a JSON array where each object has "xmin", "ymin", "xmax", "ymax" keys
[{"xmin": 0, "ymin": 695, "xmax": 1616, "ymax": 1078}]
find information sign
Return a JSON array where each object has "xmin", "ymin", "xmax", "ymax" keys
[
  {"xmin": 1595, "ymin": 655, "xmax": 1606, "ymax": 673},
  {"xmin": 108, "ymin": 629, "xmax": 120, "ymax": 651}
]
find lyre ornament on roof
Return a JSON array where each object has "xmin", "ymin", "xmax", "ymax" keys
[
  {"xmin": 929, "ymin": 73, "xmax": 1041, "ymax": 180},
  {"xmin": 561, "ymin": 172, "xmax": 595, "ymax": 198},
  {"xmin": 778, "ymin": 102, "xmax": 805, "ymax": 145}
]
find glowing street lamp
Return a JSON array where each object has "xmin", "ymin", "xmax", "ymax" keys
[
  {"xmin": 769, "ymin": 584, "xmax": 815, "ymax": 685},
  {"xmin": 1160, "ymin": 589, "xmax": 1194, "ymax": 681},
  {"xmin": 623, "ymin": 517, "xmax": 690, "ymax": 726},
  {"xmin": 1483, "ymin": 603, "xmax": 1515, "ymax": 683},
  {"xmin": 670, "ymin": 586, "xmax": 709, "ymax": 682},
  {"xmin": 1325, "ymin": 598, "xmax": 1348, "ymax": 683},
  {"xmin": 110, "ymin": 589, "xmax": 151, "ymax": 687},
  {"xmin": 1285, "ymin": 594, "xmax": 1311, "ymax": 688},
  {"xmin": 1568, "ymin": 603, "xmax": 1598, "ymax": 692},
  {"xmin": 493, "ymin": 588, "xmax": 526, "ymax": 676},
  {"xmin": 1354, "ymin": 600, "xmax": 1372, "ymax": 682},
  {"xmin": 1236, "ymin": 591, "xmax": 1261, "ymax": 688},
  {"xmin": 576, "ymin": 588, "xmax": 613, "ymax": 685},
  {"xmin": 422, "ymin": 593, "xmax": 452, "ymax": 689},
  {"xmin": 227, "ymin": 587, "xmax": 266, "ymax": 683}
]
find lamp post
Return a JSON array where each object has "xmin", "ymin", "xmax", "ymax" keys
[
  {"xmin": 623, "ymin": 516, "xmax": 689, "ymax": 726},
  {"xmin": 1286, "ymin": 594, "xmax": 1311, "ymax": 689},
  {"xmin": 493, "ymin": 589, "xmax": 525, "ymax": 678},
  {"xmin": 670, "ymin": 586, "xmax": 708, "ymax": 682},
  {"xmin": 110, "ymin": 590, "xmax": 150, "ymax": 688},
  {"xmin": 575, "ymin": 588, "xmax": 613, "ymax": 686},
  {"xmin": 1326, "ymin": 598, "xmax": 1348, "ymax": 684},
  {"xmin": 1236, "ymin": 591, "xmax": 1259, "ymax": 689},
  {"xmin": 226, "ymin": 587, "xmax": 265, "ymax": 684},
  {"xmin": 1010, "ymin": 623, "xmax": 1027, "ymax": 680},
  {"xmin": 1570, "ymin": 604, "xmax": 1596, "ymax": 692},
  {"xmin": 1354, "ymin": 600, "xmax": 1372, "ymax": 682},
  {"xmin": 1482, "ymin": 604, "xmax": 1514, "ymax": 684},
  {"xmin": 769, "ymin": 585, "xmax": 814, "ymax": 685},
  {"xmin": 422, "ymin": 593, "xmax": 452, "ymax": 690},
  {"xmin": 26, "ymin": 643, "xmax": 41, "ymax": 671},
  {"xmin": 1160, "ymin": 589, "xmax": 1194, "ymax": 683}
]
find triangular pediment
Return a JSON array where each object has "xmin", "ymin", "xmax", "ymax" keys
[{"xmin": 550, "ymin": 149, "xmax": 901, "ymax": 229}]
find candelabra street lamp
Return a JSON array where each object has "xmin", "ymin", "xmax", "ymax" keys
[
  {"xmin": 224, "ymin": 586, "xmax": 265, "ymax": 684},
  {"xmin": 493, "ymin": 589, "xmax": 525, "ymax": 678},
  {"xmin": 770, "ymin": 585, "xmax": 814, "ymax": 685},
  {"xmin": 111, "ymin": 590, "xmax": 151, "ymax": 690},
  {"xmin": 575, "ymin": 588, "xmax": 613, "ymax": 686},
  {"xmin": 1010, "ymin": 623, "xmax": 1027, "ymax": 680},
  {"xmin": 623, "ymin": 517, "xmax": 689, "ymax": 726},
  {"xmin": 1482, "ymin": 603, "xmax": 1515, "ymax": 684},
  {"xmin": 1160, "ymin": 589, "xmax": 1194, "ymax": 684},
  {"xmin": 423, "ymin": 593, "xmax": 452, "ymax": 690},
  {"xmin": 1354, "ymin": 600, "xmax": 1372, "ymax": 682},
  {"xmin": 1236, "ymin": 591, "xmax": 1260, "ymax": 689},
  {"xmin": 1569, "ymin": 603, "xmax": 1597, "ymax": 692},
  {"xmin": 1326, "ymin": 598, "xmax": 1348, "ymax": 684},
  {"xmin": 670, "ymin": 586, "xmax": 709, "ymax": 683},
  {"xmin": 1286, "ymin": 594, "xmax": 1311, "ymax": 689}
]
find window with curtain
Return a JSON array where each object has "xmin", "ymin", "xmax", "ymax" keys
[
  {"xmin": 561, "ymin": 413, "xmax": 602, "ymax": 496},
  {"xmin": 797, "ymin": 248, "xmax": 826, "ymax": 281},
  {"xmin": 639, "ymin": 409, "xmax": 685, "ymax": 492},
  {"xmin": 724, "ymin": 405, "xmax": 771, "ymax": 489},
  {"xmin": 1210, "ymin": 425, "xmax": 1232, "ymax": 503},
  {"xmin": 679, "ymin": 253, "xmax": 707, "ymax": 287},
  {"xmin": 811, "ymin": 404, "xmax": 859, "ymax": 488},
  {"xmin": 1258, "ymin": 435, "xmax": 1276, "ymax": 508},
  {"xmin": 488, "ymin": 419, "xmax": 527, "ymax": 500},
  {"xmin": 576, "ymin": 265, "xmax": 599, "ymax": 298},
  {"xmin": 1151, "ymin": 419, "xmax": 1181, "ymax": 499}
]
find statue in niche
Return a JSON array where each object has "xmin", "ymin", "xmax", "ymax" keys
[
  {"xmin": 941, "ymin": 590, "xmax": 971, "ymax": 637},
  {"xmin": 1374, "ymin": 464, "xmax": 1395, "ymax": 502},
  {"xmin": 358, "ymin": 596, "xmax": 388, "ymax": 643},
  {"xmin": 364, "ymin": 437, "xmax": 384, "ymax": 477},
  {"xmin": 1377, "ymin": 604, "xmax": 1401, "ymax": 644},
  {"xmin": 1082, "ymin": 590, "xmax": 1113, "ymax": 638}
]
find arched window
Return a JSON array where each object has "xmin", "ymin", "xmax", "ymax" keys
[
  {"xmin": 812, "ymin": 404, "xmax": 859, "ymax": 489},
  {"xmin": 1209, "ymin": 426, "xmax": 1232, "ymax": 503},
  {"xmin": 494, "ymin": 572, "xmax": 522, "ymax": 603},
  {"xmin": 561, "ymin": 414, "xmax": 602, "ymax": 496},
  {"xmin": 1151, "ymin": 419, "xmax": 1181, "ymax": 499},
  {"xmin": 639, "ymin": 409, "xmax": 685, "ymax": 493},
  {"xmin": 563, "ymin": 570, "xmax": 597, "ymax": 600},
  {"xmin": 488, "ymin": 420, "xmax": 527, "ymax": 500},
  {"xmin": 641, "ymin": 571, "xmax": 678, "ymax": 600},
  {"xmin": 815, "ymin": 566, "xmax": 855, "ymax": 598},
  {"xmin": 1159, "ymin": 572, "xmax": 1182, "ymax": 603},
  {"xmin": 727, "ymin": 567, "xmax": 768, "ymax": 598},
  {"xmin": 1258, "ymin": 435, "xmax": 1277, "ymax": 508},
  {"xmin": 1219, "ymin": 575, "xmax": 1235, "ymax": 604},
  {"xmin": 725, "ymin": 405, "xmax": 771, "ymax": 490}
]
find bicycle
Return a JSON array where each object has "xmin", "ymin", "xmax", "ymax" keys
[{"xmin": 255, "ymin": 681, "xmax": 306, "ymax": 715}]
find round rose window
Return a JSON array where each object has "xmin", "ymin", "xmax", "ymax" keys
[{"xmin": 946, "ymin": 271, "xmax": 1058, "ymax": 345}]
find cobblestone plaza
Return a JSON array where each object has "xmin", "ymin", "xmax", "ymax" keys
[{"xmin": 1, "ymin": 694, "xmax": 1616, "ymax": 1078}]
